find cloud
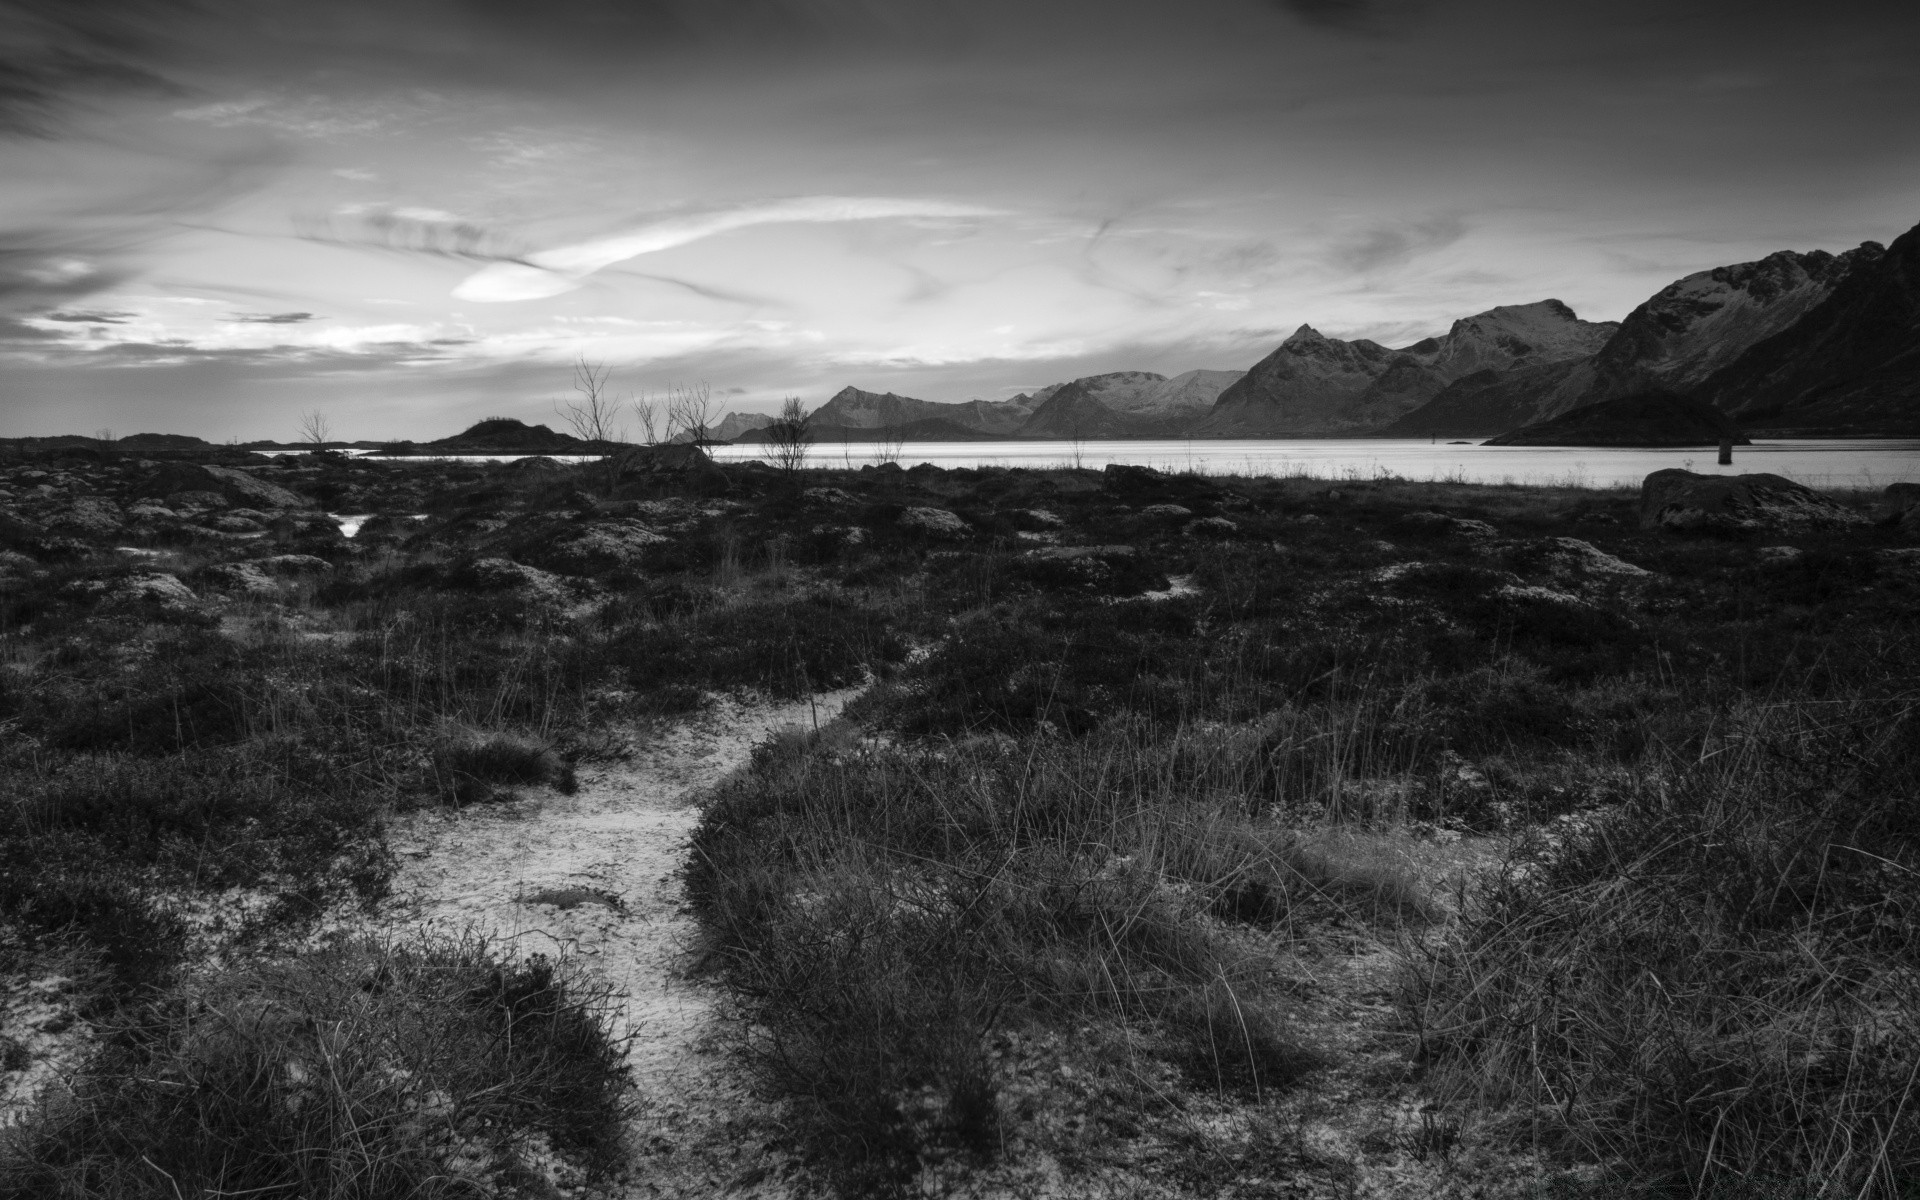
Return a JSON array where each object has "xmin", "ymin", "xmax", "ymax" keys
[
  {"xmin": 1326, "ymin": 215, "xmax": 1467, "ymax": 273},
  {"xmin": 0, "ymin": 0, "xmax": 190, "ymax": 132},
  {"xmin": 452, "ymin": 196, "xmax": 1007, "ymax": 302},
  {"xmin": 1267, "ymin": 0, "xmax": 1420, "ymax": 34},
  {"xmin": 227, "ymin": 311, "xmax": 317, "ymax": 323},
  {"xmin": 43, "ymin": 308, "xmax": 135, "ymax": 323}
]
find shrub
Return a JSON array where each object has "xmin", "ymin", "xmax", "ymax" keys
[{"xmin": 0, "ymin": 939, "xmax": 633, "ymax": 1198}]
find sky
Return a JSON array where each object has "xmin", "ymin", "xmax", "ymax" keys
[{"xmin": 1, "ymin": 0, "xmax": 1917, "ymax": 441}]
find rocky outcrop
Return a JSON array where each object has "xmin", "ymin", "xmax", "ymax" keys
[
  {"xmin": 152, "ymin": 463, "xmax": 310, "ymax": 510},
  {"xmin": 1638, "ymin": 470, "xmax": 1867, "ymax": 534},
  {"xmin": 897, "ymin": 507, "xmax": 969, "ymax": 539},
  {"xmin": 1485, "ymin": 392, "xmax": 1750, "ymax": 447}
]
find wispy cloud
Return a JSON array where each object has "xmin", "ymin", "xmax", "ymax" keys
[
  {"xmin": 227, "ymin": 311, "xmax": 317, "ymax": 324},
  {"xmin": 452, "ymin": 196, "xmax": 1006, "ymax": 302}
]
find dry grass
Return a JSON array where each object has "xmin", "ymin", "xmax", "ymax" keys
[
  {"xmin": 1402, "ymin": 693, "xmax": 1920, "ymax": 1197},
  {"xmin": 0, "ymin": 938, "xmax": 633, "ymax": 1199}
]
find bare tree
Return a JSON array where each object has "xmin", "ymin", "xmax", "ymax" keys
[
  {"xmin": 298, "ymin": 409, "xmax": 332, "ymax": 447},
  {"xmin": 632, "ymin": 390, "xmax": 663, "ymax": 445},
  {"xmin": 765, "ymin": 396, "xmax": 812, "ymax": 473},
  {"xmin": 553, "ymin": 357, "xmax": 625, "ymax": 445},
  {"xmin": 665, "ymin": 380, "xmax": 716, "ymax": 445},
  {"xmin": 874, "ymin": 421, "xmax": 905, "ymax": 467}
]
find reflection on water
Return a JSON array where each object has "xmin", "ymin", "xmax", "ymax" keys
[
  {"xmin": 711, "ymin": 438, "xmax": 1920, "ymax": 489},
  {"xmin": 282, "ymin": 441, "xmax": 1920, "ymax": 490}
]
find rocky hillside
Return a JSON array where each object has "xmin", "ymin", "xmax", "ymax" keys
[
  {"xmin": 1690, "ymin": 224, "xmax": 1920, "ymax": 434},
  {"xmin": 1582, "ymin": 247, "xmax": 1871, "ymax": 405},
  {"xmin": 1386, "ymin": 228, "xmax": 1913, "ymax": 438},
  {"xmin": 1201, "ymin": 301, "xmax": 1614, "ymax": 436}
]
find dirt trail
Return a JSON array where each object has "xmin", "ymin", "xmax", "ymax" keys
[{"xmin": 377, "ymin": 688, "xmax": 861, "ymax": 1198}]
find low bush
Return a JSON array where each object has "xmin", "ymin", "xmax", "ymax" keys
[{"xmin": 0, "ymin": 939, "xmax": 633, "ymax": 1198}]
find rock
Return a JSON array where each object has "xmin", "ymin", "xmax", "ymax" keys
[
  {"xmin": 206, "ymin": 513, "xmax": 265, "ymax": 533},
  {"xmin": 1877, "ymin": 548, "xmax": 1920, "ymax": 577},
  {"xmin": 1102, "ymin": 463, "xmax": 1163, "ymax": 492},
  {"xmin": 898, "ymin": 507, "xmax": 969, "ymax": 539},
  {"xmin": 1183, "ymin": 516, "xmax": 1239, "ymax": 538},
  {"xmin": 1638, "ymin": 469, "xmax": 1868, "ymax": 534},
  {"xmin": 109, "ymin": 572, "xmax": 198, "ymax": 610},
  {"xmin": 126, "ymin": 502, "xmax": 177, "ymax": 521},
  {"xmin": 612, "ymin": 443, "xmax": 711, "ymax": 477},
  {"xmin": 540, "ymin": 519, "xmax": 667, "ymax": 575},
  {"xmin": 1879, "ymin": 482, "xmax": 1920, "ymax": 536},
  {"xmin": 801, "ymin": 487, "xmax": 856, "ymax": 506},
  {"xmin": 251, "ymin": 554, "xmax": 333, "ymax": 575},
  {"xmin": 152, "ymin": 463, "xmax": 310, "ymax": 510},
  {"xmin": 458, "ymin": 557, "xmax": 578, "ymax": 613},
  {"xmin": 48, "ymin": 497, "xmax": 123, "ymax": 538},
  {"xmin": 1496, "ymin": 583, "xmax": 1589, "ymax": 608},
  {"xmin": 1396, "ymin": 511, "xmax": 1499, "ymax": 540},
  {"xmin": 1756, "ymin": 545, "xmax": 1804, "ymax": 567},
  {"xmin": 201, "ymin": 562, "xmax": 279, "ymax": 595},
  {"xmin": 1016, "ymin": 544, "xmax": 1165, "ymax": 594},
  {"xmin": 1139, "ymin": 504, "xmax": 1193, "ymax": 518},
  {"xmin": 1536, "ymin": 537, "xmax": 1652, "ymax": 579},
  {"xmin": 165, "ymin": 489, "xmax": 228, "ymax": 512},
  {"xmin": 1001, "ymin": 508, "xmax": 1064, "ymax": 532},
  {"xmin": 508, "ymin": 456, "xmax": 564, "ymax": 472}
]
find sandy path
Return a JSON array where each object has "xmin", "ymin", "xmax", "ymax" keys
[{"xmin": 378, "ymin": 688, "xmax": 861, "ymax": 1198}]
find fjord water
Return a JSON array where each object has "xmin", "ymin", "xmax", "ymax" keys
[{"xmin": 710, "ymin": 438, "xmax": 1920, "ymax": 489}]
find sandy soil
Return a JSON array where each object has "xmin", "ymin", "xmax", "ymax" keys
[{"xmin": 376, "ymin": 688, "xmax": 863, "ymax": 1199}]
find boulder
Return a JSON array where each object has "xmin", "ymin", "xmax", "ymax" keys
[
  {"xmin": 251, "ymin": 554, "xmax": 333, "ymax": 575},
  {"xmin": 1638, "ymin": 470, "xmax": 1868, "ymax": 534},
  {"xmin": 801, "ymin": 487, "xmax": 856, "ymax": 506},
  {"xmin": 1879, "ymin": 482, "xmax": 1920, "ymax": 537},
  {"xmin": 152, "ymin": 463, "xmax": 310, "ymax": 510},
  {"xmin": 898, "ymin": 507, "xmax": 969, "ymax": 539},
  {"xmin": 1183, "ymin": 516, "xmax": 1239, "ymax": 539},
  {"xmin": 1102, "ymin": 463, "xmax": 1164, "ymax": 492},
  {"xmin": 612, "ymin": 443, "xmax": 710, "ymax": 477},
  {"xmin": 1139, "ymin": 504, "xmax": 1193, "ymax": 518},
  {"xmin": 108, "ymin": 572, "xmax": 198, "ymax": 610},
  {"xmin": 1396, "ymin": 511, "xmax": 1499, "ymax": 540},
  {"xmin": 1535, "ymin": 537, "xmax": 1652, "ymax": 580},
  {"xmin": 1011, "ymin": 508, "xmax": 1064, "ymax": 529}
]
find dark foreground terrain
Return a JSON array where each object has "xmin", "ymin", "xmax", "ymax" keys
[{"xmin": 0, "ymin": 445, "xmax": 1915, "ymax": 1198}]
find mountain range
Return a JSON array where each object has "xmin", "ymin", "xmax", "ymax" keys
[{"xmin": 716, "ymin": 218, "xmax": 1920, "ymax": 444}]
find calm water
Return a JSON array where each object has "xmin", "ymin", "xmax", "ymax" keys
[
  {"xmin": 290, "ymin": 440, "xmax": 1920, "ymax": 490},
  {"xmin": 711, "ymin": 438, "xmax": 1920, "ymax": 489}
]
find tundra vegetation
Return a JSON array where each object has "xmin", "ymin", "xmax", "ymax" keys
[{"xmin": 0, "ymin": 441, "xmax": 1912, "ymax": 1198}]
